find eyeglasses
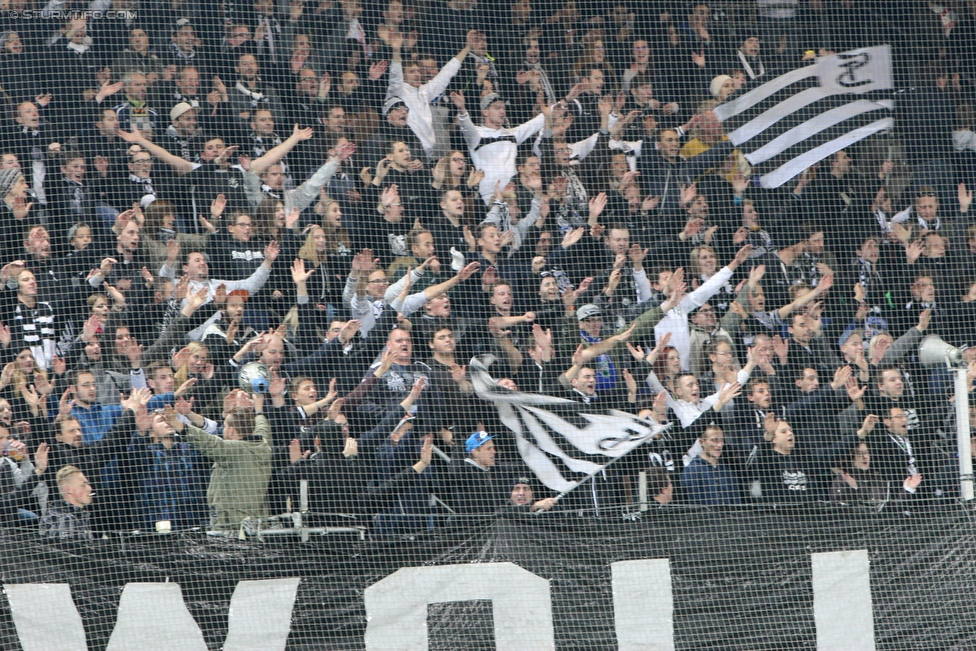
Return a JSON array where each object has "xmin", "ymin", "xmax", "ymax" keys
[
  {"xmin": 132, "ymin": 158, "xmax": 153, "ymax": 165},
  {"xmin": 367, "ymin": 279, "xmax": 388, "ymax": 285}
]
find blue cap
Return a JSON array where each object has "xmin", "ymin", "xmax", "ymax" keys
[{"xmin": 465, "ymin": 430, "xmax": 493, "ymax": 454}]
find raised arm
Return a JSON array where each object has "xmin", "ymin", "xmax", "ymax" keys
[
  {"xmin": 249, "ymin": 124, "xmax": 314, "ymax": 176},
  {"xmin": 776, "ymin": 274, "xmax": 832, "ymax": 320},
  {"xmin": 422, "ymin": 261, "xmax": 479, "ymax": 302},
  {"xmin": 451, "ymin": 91, "xmax": 481, "ymax": 149},
  {"xmin": 117, "ymin": 129, "xmax": 197, "ymax": 175},
  {"xmin": 423, "ymin": 32, "xmax": 471, "ymax": 97},
  {"xmin": 388, "ymin": 33, "xmax": 405, "ymax": 95}
]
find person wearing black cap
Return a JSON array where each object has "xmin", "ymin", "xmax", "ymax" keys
[
  {"xmin": 508, "ymin": 476, "xmax": 557, "ymax": 512},
  {"xmin": 736, "ymin": 36, "xmax": 766, "ymax": 81}
]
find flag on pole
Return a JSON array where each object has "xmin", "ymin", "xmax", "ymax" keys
[
  {"xmin": 470, "ymin": 360, "xmax": 671, "ymax": 495},
  {"xmin": 714, "ymin": 45, "xmax": 894, "ymax": 189}
]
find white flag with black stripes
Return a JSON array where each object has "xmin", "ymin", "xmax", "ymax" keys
[
  {"xmin": 714, "ymin": 45, "xmax": 894, "ymax": 188},
  {"xmin": 470, "ymin": 359, "xmax": 671, "ymax": 494}
]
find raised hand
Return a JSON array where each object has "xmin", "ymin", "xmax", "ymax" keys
[
  {"xmin": 291, "ymin": 258, "xmax": 316, "ymax": 284},
  {"xmin": 715, "ymin": 381, "xmax": 742, "ymax": 408},
  {"xmin": 121, "ymin": 387, "xmax": 152, "ymax": 412},
  {"xmin": 368, "ymin": 59, "xmax": 389, "ymax": 80},
  {"xmin": 628, "ymin": 243, "xmax": 648, "ymax": 267},
  {"xmin": 58, "ymin": 387, "xmax": 74, "ymax": 418},
  {"xmin": 588, "ymin": 192, "xmax": 608, "ymax": 221},
  {"xmin": 481, "ymin": 265, "xmax": 499, "ymax": 287},
  {"xmin": 960, "ymin": 182, "xmax": 973, "ymax": 212},
  {"xmin": 623, "ymin": 368, "xmax": 638, "ymax": 397},
  {"xmin": 905, "ymin": 239, "xmax": 924, "ymax": 264},
  {"xmin": 456, "ymin": 261, "xmax": 480, "ymax": 281},
  {"xmin": 449, "ymin": 91, "xmax": 466, "ymax": 112},
  {"xmin": 165, "ymin": 238, "xmax": 181, "ymax": 264},
  {"xmin": 626, "ymin": 342, "xmax": 646, "ymax": 362},
  {"xmin": 561, "ymin": 227, "xmax": 585, "ymax": 249},
  {"xmin": 351, "ymin": 248, "xmax": 378, "ymax": 273},
  {"xmin": 292, "ymin": 124, "xmax": 314, "ymax": 141},
  {"xmin": 917, "ymin": 307, "xmax": 932, "ymax": 332},
  {"xmin": 32, "ymin": 442, "xmax": 49, "ymax": 476},
  {"xmin": 327, "ymin": 397, "xmax": 345, "ymax": 421},
  {"xmin": 772, "ymin": 334, "xmax": 789, "ymax": 363},
  {"xmin": 338, "ymin": 319, "xmax": 361, "ymax": 343},
  {"xmin": 830, "ymin": 365, "xmax": 853, "ymax": 391},
  {"xmin": 334, "ymin": 140, "xmax": 356, "ymax": 161},
  {"xmin": 814, "ymin": 273, "xmax": 834, "ymax": 295},
  {"xmin": 846, "ymin": 377, "xmax": 866, "ymax": 402},
  {"xmin": 467, "ymin": 168, "xmax": 485, "ymax": 188},
  {"xmin": 264, "ymin": 240, "xmax": 280, "ymax": 263}
]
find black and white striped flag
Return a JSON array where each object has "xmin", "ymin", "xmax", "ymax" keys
[
  {"xmin": 714, "ymin": 45, "xmax": 894, "ymax": 188},
  {"xmin": 470, "ymin": 359, "xmax": 671, "ymax": 495}
]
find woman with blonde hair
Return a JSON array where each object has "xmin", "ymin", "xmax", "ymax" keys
[
  {"xmin": 171, "ymin": 342, "xmax": 220, "ymax": 412},
  {"xmin": 314, "ymin": 194, "xmax": 353, "ymax": 259},
  {"xmin": 0, "ymin": 349, "xmax": 54, "ymax": 422},
  {"xmin": 296, "ymin": 225, "xmax": 340, "ymax": 313}
]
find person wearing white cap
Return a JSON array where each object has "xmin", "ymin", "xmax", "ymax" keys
[
  {"xmin": 164, "ymin": 102, "xmax": 205, "ymax": 161},
  {"xmin": 709, "ymin": 75, "xmax": 734, "ymax": 101},
  {"xmin": 358, "ymin": 97, "xmax": 423, "ymax": 169},
  {"xmin": 450, "ymin": 89, "xmax": 548, "ymax": 205},
  {"xmin": 387, "ymin": 30, "xmax": 471, "ymax": 162}
]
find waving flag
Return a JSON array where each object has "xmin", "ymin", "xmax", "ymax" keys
[
  {"xmin": 714, "ymin": 45, "xmax": 894, "ymax": 188},
  {"xmin": 470, "ymin": 359, "xmax": 671, "ymax": 495}
]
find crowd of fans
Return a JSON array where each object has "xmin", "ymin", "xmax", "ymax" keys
[{"xmin": 0, "ymin": 0, "xmax": 973, "ymax": 541}]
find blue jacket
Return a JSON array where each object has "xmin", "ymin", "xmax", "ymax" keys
[
  {"xmin": 681, "ymin": 456, "xmax": 741, "ymax": 505},
  {"xmin": 129, "ymin": 438, "xmax": 209, "ymax": 530},
  {"xmin": 70, "ymin": 403, "xmax": 123, "ymax": 445}
]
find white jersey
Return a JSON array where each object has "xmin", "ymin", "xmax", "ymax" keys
[
  {"xmin": 388, "ymin": 58, "xmax": 462, "ymax": 155},
  {"xmin": 458, "ymin": 112, "xmax": 546, "ymax": 204}
]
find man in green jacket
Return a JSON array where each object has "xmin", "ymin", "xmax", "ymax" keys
[
  {"xmin": 556, "ymin": 283, "xmax": 686, "ymax": 407},
  {"xmin": 164, "ymin": 393, "xmax": 272, "ymax": 531}
]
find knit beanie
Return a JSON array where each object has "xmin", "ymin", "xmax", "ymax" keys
[
  {"xmin": 710, "ymin": 75, "xmax": 732, "ymax": 99},
  {"xmin": 0, "ymin": 168, "xmax": 23, "ymax": 198}
]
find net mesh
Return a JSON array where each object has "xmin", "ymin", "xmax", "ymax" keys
[{"xmin": 0, "ymin": 0, "xmax": 972, "ymax": 648}]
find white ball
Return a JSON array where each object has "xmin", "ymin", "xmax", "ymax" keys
[{"xmin": 238, "ymin": 362, "xmax": 271, "ymax": 394}]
